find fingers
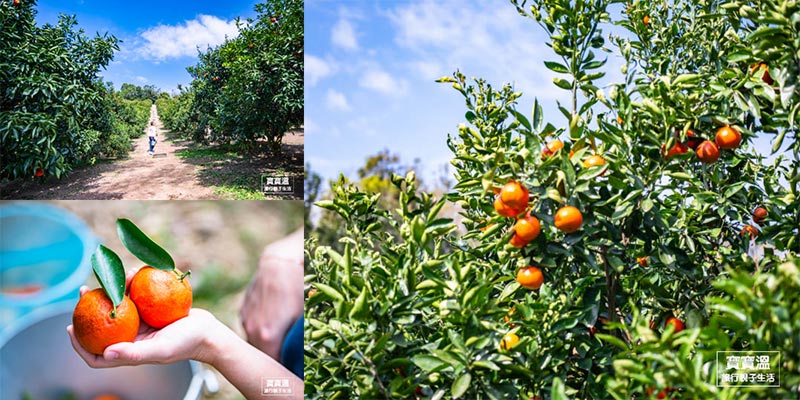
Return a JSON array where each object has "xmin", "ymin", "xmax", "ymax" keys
[
  {"xmin": 67, "ymin": 325, "xmax": 112, "ymax": 368},
  {"xmin": 79, "ymin": 285, "xmax": 90, "ymax": 296},
  {"xmin": 102, "ymin": 340, "xmax": 170, "ymax": 365}
]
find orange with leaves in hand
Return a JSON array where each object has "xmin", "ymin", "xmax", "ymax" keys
[
  {"xmin": 72, "ymin": 289, "xmax": 140, "ymax": 355},
  {"xmin": 541, "ymin": 139, "xmax": 564, "ymax": 158},
  {"xmin": 516, "ymin": 266, "xmax": 544, "ymax": 290},
  {"xmin": 637, "ymin": 256, "xmax": 648, "ymax": 267},
  {"xmin": 740, "ymin": 225, "xmax": 758, "ymax": 239},
  {"xmin": 514, "ymin": 212, "xmax": 541, "ymax": 242},
  {"xmin": 500, "ymin": 181, "xmax": 529, "ymax": 210},
  {"xmin": 752, "ymin": 207, "xmax": 767, "ymax": 224},
  {"xmin": 665, "ymin": 317, "xmax": 685, "ymax": 333},
  {"xmin": 494, "ymin": 196, "xmax": 524, "ymax": 218},
  {"xmin": 554, "ymin": 205, "xmax": 583, "ymax": 233},
  {"xmin": 129, "ymin": 266, "xmax": 192, "ymax": 329},
  {"xmin": 715, "ymin": 126, "xmax": 742, "ymax": 149},
  {"xmin": 695, "ymin": 140, "xmax": 720, "ymax": 163}
]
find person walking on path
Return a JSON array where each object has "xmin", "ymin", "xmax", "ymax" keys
[{"xmin": 147, "ymin": 121, "xmax": 157, "ymax": 155}]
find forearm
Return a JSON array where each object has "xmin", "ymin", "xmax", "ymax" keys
[{"xmin": 203, "ymin": 321, "xmax": 303, "ymax": 399}]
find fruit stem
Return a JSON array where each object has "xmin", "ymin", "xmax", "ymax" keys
[
  {"xmin": 176, "ymin": 269, "xmax": 192, "ymax": 282},
  {"xmin": 110, "ymin": 305, "xmax": 118, "ymax": 319}
]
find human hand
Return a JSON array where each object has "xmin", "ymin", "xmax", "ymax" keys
[
  {"xmin": 240, "ymin": 229, "xmax": 303, "ymax": 360},
  {"xmin": 67, "ymin": 285, "xmax": 224, "ymax": 368}
]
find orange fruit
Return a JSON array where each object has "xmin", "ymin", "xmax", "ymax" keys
[
  {"xmin": 554, "ymin": 205, "xmax": 583, "ymax": 233},
  {"xmin": 500, "ymin": 333, "xmax": 520, "ymax": 350},
  {"xmin": 695, "ymin": 140, "xmax": 720, "ymax": 163},
  {"xmin": 665, "ymin": 317, "xmax": 684, "ymax": 333},
  {"xmin": 35, "ymin": 168, "xmax": 44, "ymax": 177},
  {"xmin": 516, "ymin": 266, "xmax": 544, "ymax": 290},
  {"xmin": 715, "ymin": 126, "xmax": 741, "ymax": 149},
  {"xmin": 541, "ymin": 139, "xmax": 564, "ymax": 158},
  {"xmin": 494, "ymin": 196, "xmax": 524, "ymax": 218},
  {"xmin": 636, "ymin": 256, "xmax": 648, "ymax": 267},
  {"xmin": 72, "ymin": 289, "xmax": 140, "ymax": 355},
  {"xmin": 582, "ymin": 155, "xmax": 606, "ymax": 175},
  {"xmin": 752, "ymin": 207, "xmax": 767, "ymax": 223},
  {"xmin": 662, "ymin": 141, "xmax": 688, "ymax": 159},
  {"xmin": 616, "ymin": 116, "xmax": 624, "ymax": 124},
  {"xmin": 509, "ymin": 233, "xmax": 531, "ymax": 248},
  {"xmin": 129, "ymin": 266, "xmax": 192, "ymax": 329},
  {"xmin": 643, "ymin": 15, "xmax": 651, "ymax": 25},
  {"xmin": 740, "ymin": 225, "xmax": 758, "ymax": 239},
  {"xmin": 93, "ymin": 395, "xmax": 123, "ymax": 400},
  {"xmin": 500, "ymin": 181, "xmax": 529, "ymax": 210},
  {"xmin": 514, "ymin": 213, "xmax": 541, "ymax": 242},
  {"xmin": 751, "ymin": 62, "xmax": 773, "ymax": 85},
  {"xmin": 307, "ymin": 288, "xmax": 319, "ymax": 298}
]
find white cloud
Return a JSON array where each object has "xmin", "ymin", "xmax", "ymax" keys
[
  {"xmin": 138, "ymin": 15, "xmax": 239, "ymax": 60},
  {"xmin": 306, "ymin": 55, "xmax": 334, "ymax": 86},
  {"xmin": 410, "ymin": 61, "xmax": 443, "ymax": 81},
  {"xmin": 359, "ymin": 69, "xmax": 407, "ymax": 96},
  {"xmin": 135, "ymin": 76, "xmax": 148, "ymax": 83},
  {"xmin": 326, "ymin": 89, "xmax": 351, "ymax": 111},
  {"xmin": 384, "ymin": 2, "xmax": 564, "ymax": 100},
  {"xmin": 331, "ymin": 18, "xmax": 358, "ymax": 51}
]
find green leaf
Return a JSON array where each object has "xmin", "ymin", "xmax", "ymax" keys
[
  {"xmin": 544, "ymin": 61, "xmax": 569, "ymax": 74},
  {"xmin": 553, "ymin": 77, "xmax": 573, "ymax": 90},
  {"xmin": 532, "ymin": 98, "xmax": 543, "ymax": 132},
  {"xmin": 116, "ymin": 219, "xmax": 175, "ymax": 270},
  {"xmin": 551, "ymin": 377, "xmax": 568, "ymax": 400},
  {"xmin": 451, "ymin": 372, "xmax": 471, "ymax": 398},
  {"xmin": 412, "ymin": 355, "xmax": 449, "ymax": 373},
  {"xmin": 91, "ymin": 245, "xmax": 126, "ymax": 309}
]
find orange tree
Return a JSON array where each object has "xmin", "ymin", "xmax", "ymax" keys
[
  {"xmin": 162, "ymin": 0, "xmax": 303, "ymax": 154},
  {"xmin": 0, "ymin": 0, "xmax": 149, "ymax": 180},
  {"xmin": 305, "ymin": 0, "xmax": 798, "ymax": 398}
]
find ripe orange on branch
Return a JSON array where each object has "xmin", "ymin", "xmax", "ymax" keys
[
  {"xmin": 752, "ymin": 207, "xmax": 767, "ymax": 224},
  {"xmin": 665, "ymin": 317, "xmax": 685, "ymax": 333},
  {"xmin": 509, "ymin": 233, "xmax": 531, "ymax": 248},
  {"xmin": 740, "ymin": 225, "xmax": 758, "ymax": 239},
  {"xmin": 715, "ymin": 126, "xmax": 741, "ymax": 149},
  {"xmin": 500, "ymin": 180, "xmax": 529, "ymax": 210},
  {"xmin": 500, "ymin": 332, "xmax": 520, "ymax": 350},
  {"xmin": 129, "ymin": 266, "xmax": 192, "ymax": 329},
  {"xmin": 695, "ymin": 140, "xmax": 720, "ymax": 163},
  {"xmin": 516, "ymin": 266, "xmax": 544, "ymax": 290},
  {"xmin": 554, "ymin": 206, "xmax": 583, "ymax": 233},
  {"xmin": 72, "ymin": 289, "xmax": 140, "ymax": 355},
  {"xmin": 494, "ymin": 196, "xmax": 524, "ymax": 218},
  {"xmin": 514, "ymin": 212, "xmax": 541, "ymax": 242},
  {"xmin": 541, "ymin": 139, "xmax": 564, "ymax": 158}
]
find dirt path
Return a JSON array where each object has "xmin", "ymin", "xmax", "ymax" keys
[{"xmin": 0, "ymin": 105, "xmax": 217, "ymax": 200}]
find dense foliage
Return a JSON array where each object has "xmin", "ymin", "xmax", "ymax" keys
[
  {"xmin": 0, "ymin": 0, "xmax": 150, "ymax": 180},
  {"xmin": 304, "ymin": 0, "xmax": 799, "ymax": 398},
  {"xmin": 158, "ymin": 0, "xmax": 303, "ymax": 154}
]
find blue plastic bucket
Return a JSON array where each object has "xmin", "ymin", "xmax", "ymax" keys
[{"xmin": 0, "ymin": 203, "xmax": 97, "ymax": 333}]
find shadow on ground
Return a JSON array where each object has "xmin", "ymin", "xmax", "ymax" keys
[{"xmin": 168, "ymin": 130, "xmax": 304, "ymax": 200}]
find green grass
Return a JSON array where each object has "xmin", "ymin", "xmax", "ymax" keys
[
  {"xmin": 175, "ymin": 146, "xmax": 240, "ymax": 160},
  {"xmin": 214, "ymin": 185, "xmax": 266, "ymax": 200}
]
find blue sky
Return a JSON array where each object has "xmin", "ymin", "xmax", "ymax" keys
[
  {"xmin": 35, "ymin": 0, "xmax": 259, "ymax": 93},
  {"xmin": 305, "ymin": 1, "xmax": 781, "ymax": 184}
]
